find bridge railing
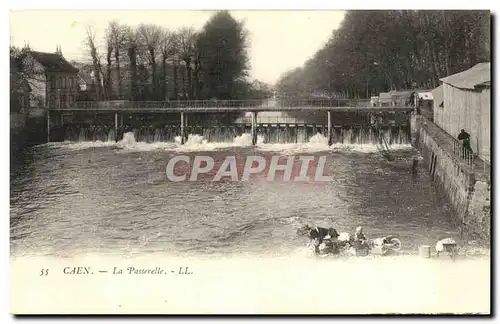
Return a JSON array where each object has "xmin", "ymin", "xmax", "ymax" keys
[
  {"xmin": 277, "ymin": 98, "xmax": 371, "ymax": 107},
  {"xmin": 73, "ymin": 100, "xmax": 269, "ymax": 110},
  {"xmin": 57, "ymin": 98, "xmax": 412, "ymax": 111}
]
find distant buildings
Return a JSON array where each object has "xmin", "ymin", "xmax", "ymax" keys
[
  {"xmin": 369, "ymin": 62, "xmax": 491, "ymax": 164},
  {"xmin": 413, "ymin": 89, "xmax": 434, "ymax": 121},
  {"xmin": 415, "ymin": 89, "xmax": 433, "ymax": 101},
  {"xmin": 19, "ymin": 46, "xmax": 80, "ymax": 110},
  {"xmin": 376, "ymin": 90, "xmax": 415, "ymax": 107}
]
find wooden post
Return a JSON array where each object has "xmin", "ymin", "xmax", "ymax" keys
[
  {"xmin": 180, "ymin": 112, "xmax": 185, "ymax": 144},
  {"xmin": 185, "ymin": 113, "xmax": 188, "ymax": 142},
  {"xmin": 295, "ymin": 124, "xmax": 299, "ymax": 143},
  {"xmin": 251, "ymin": 112, "xmax": 257, "ymax": 145},
  {"xmin": 47, "ymin": 110, "xmax": 50, "ymax": 143},
  {"xmin": 114, "ymin": 112, "xmax": 118, "ymax": 142},
  {"xmin": 327, "ymin": 110, "xmax": 332, "ymax": 146}
]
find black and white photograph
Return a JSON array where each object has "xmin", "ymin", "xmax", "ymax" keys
[{"xmin": 8, "ymin": 8, "xmax": 491, "ymax": 315}]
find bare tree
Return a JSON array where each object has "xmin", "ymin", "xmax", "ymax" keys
[
  {"xmin": 160, "ymin": 29, "xmax": 178, "ymax": 100},
  {"xmin": 124, "ymin": 26, "xmax": 139, "ymax": 100},
  {"xmin": 178, "ymin": 27, "xmax": 197, "ymax": 100},
  {"xmin": 137, "ymin": 24, "xmax": 163, "ymax": 99},
  {"xmin": 192, "ymin": 37, "xmax": 202, "ymax": 100},
  {"xmin": 106, "ymin": 21, "xmax": 128, "ymax": 99},
  {"xmin": 85, "ymin": 25, "xmax": 104, "ymax": 100},
  {"xmin": 104, "ymin": 31, "xmax": 113, "ymax": 100}
]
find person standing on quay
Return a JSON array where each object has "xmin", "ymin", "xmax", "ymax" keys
[{"xmin": 458, "ymin": 129, "xmax": 472, "ymax": 158}]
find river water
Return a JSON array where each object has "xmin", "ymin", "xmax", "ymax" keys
[
  {"xmin": 11, "ymin": 131, "xmax": 469, "ymax": 258},
  {"xmin": 9, "ymin": 132, "xmax": 491, "ymax": 314}
]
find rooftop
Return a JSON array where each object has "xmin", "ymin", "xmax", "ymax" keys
[
  {"xmin": 29, "ymin": 51, "xmax": 79, "ymax": 73},
  {"xmin": 379, "ymin": 90, "xmax": 415, "ymax": 100},
  {"xmin": 440, "ymin": 62, "xmax": 490, "ymax": 90}
]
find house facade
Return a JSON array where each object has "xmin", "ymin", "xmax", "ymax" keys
[
  {"xmin": 23, "ymin": 46, "xmax": 79, "ymax": 109},
  {"xmin": 433, "ymin": 62, "xmax": 491, "ymax": 163}
]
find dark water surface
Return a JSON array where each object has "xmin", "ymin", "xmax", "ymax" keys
[{"xmin": 10, "ymin": 138, "xmax": 465, "ymax": 258}]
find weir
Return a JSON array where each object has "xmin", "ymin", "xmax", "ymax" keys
[{"xmin": 46, "ymin": 99, "xmax": 413, "ymax": 145}]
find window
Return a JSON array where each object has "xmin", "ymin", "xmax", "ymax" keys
[{"xmin": 50, "ymin": 76, "xmax": 56, "ymax": 89}]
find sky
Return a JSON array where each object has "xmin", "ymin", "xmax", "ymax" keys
[{"xmin": 9, "ymin": 10, "xmax": 346, "ymax": 85}]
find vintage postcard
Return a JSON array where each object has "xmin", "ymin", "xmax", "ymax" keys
[{"xmin": 9, "ymin": 9, "xmax": 491, "ymax": 315}]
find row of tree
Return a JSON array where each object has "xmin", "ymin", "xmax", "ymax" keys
[
  {"xmin": 84, "ymin": 10, "xmax": 272, "ymax": 101},
  {"xmin": 277, "ymin": 10, "xmax": 491, "ymax": 99}
]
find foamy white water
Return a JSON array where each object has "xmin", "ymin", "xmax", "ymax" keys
[
  {"xmin": 233, "ymin": 133, "xmax": 264, "ymax": 146},
  {"xmin": 116, "ymin": 132, "xmax": 177, "ymax": 151},
  {"xmin": 119, "ymin": 132, "xmax": 137, "ymax": 146},
  {"xmin": 39, "ymin": 140, "xmax": 116, "ymax": 151},
  {"xmin": 41, "ymin": 132, "xmax": 414, "ymax": 156}
]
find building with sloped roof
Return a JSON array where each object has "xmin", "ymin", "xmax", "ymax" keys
[
  {"xmin": 377, "ymin": 90, "xmax": 415, "ymax": 107},
  {"xmin": 21, "ymin": 45, "xmax": 80, "ymax": 109},
  {"xmin": 434, "ymin": 62, "xmax": 490, "ymax": 163}
]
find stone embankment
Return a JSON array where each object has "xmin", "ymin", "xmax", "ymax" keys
[{"xmin": 414, "ymin": 115, "xmax": 490, "ymax": 242}]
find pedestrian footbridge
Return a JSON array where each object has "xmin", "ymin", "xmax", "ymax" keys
[
  {"xmin": 46, "ymin": 99, "xmax": 414, "ymax": 145},
  {"xmin": 48, "ymin": 99, "xmax": 413, "ymax": 113}
]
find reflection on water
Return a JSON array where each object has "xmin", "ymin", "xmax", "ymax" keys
[{"xmin": 10, "ymin": 133, "xmax": 473, "ymax": 258}]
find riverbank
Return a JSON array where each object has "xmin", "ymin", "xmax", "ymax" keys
[
  {"xmin": 414, "ymin": 115, "xmax": 490, "ymax": 242},
  {"xmin": 10, "ymin": 112, "xmax": 47, "ymax": 168}
]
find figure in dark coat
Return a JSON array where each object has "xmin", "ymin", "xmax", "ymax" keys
[{"xmin": 458, "ymin": 129, "xmax": 472, "ymax": 157}]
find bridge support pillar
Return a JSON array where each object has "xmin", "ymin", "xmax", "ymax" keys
[
  {"xmin": 251, "ymin": 112, "xmax": 258, "ymax": 145},
  {"xmin": 180, "ymin": 112, "xmax": 185, "ymax": 144},
  {"xmin": 327, "ymin": 110, "xmax": 332, "ymax": 146},
  {"xmin": 47, "ymin": 111, "xmax": 51, "ymax": 143},
  {"xmin": 114, "ymin": 112, "xmax": 118, "ymax": 142}
]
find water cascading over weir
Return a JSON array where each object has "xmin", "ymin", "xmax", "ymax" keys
[{"xmin": 45, "ymin": 99, "xmax": 414, "ymax": 146}]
